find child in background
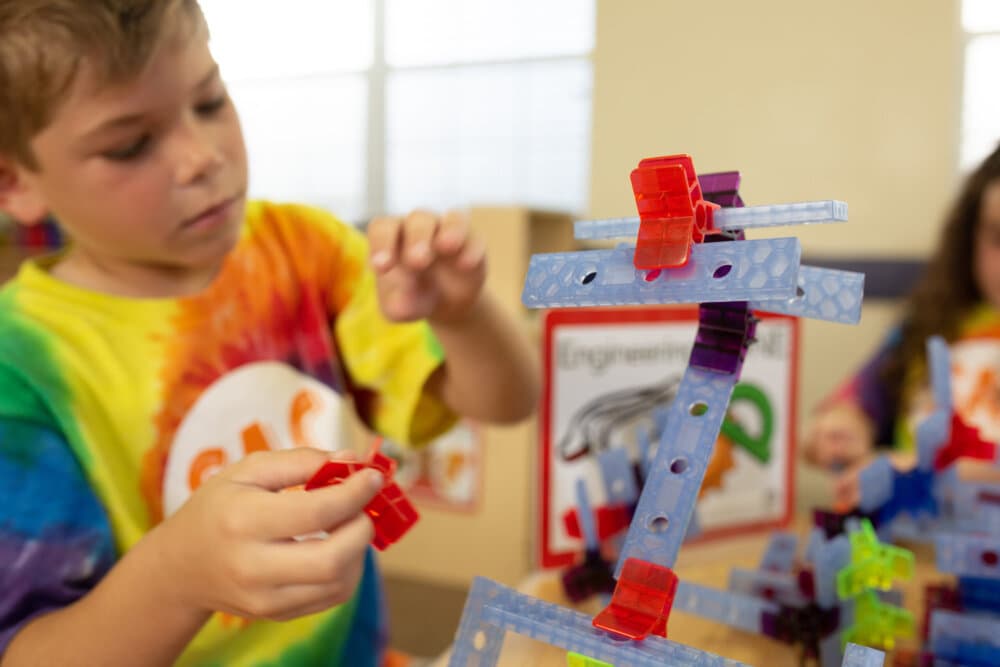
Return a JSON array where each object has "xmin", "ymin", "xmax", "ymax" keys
[
  {"xmin": 0, "ymin": 2, "xmax": 539, "ymax": 666},
  {"xmin": 802, "ymin": 142, "xmax": 1000, "ymax": 503}
]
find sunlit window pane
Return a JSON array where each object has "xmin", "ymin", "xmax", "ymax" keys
[
  {"xmin": 961, "ymin": 35, "xmax": 1000, "ymax": 169},
  {"xmin": 963, "ymin": 0, "xmax": 1000, "ymax": 32},
  {"xmin": 386, "ymin": 0, "xmax": 595, "ymax": 66},
  {"xmin": 201, "ymin": 0, "xmax": 374, "ymax": 81},
  {"xmin": 385, "ymin": 60, "xmax": 592, "ymax": 215},
  {"xmin": 229, "ymin": 76, "xmax": 367, "ymax": 222}
]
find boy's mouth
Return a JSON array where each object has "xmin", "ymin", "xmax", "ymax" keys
[{"xmin": 183, "ymin": 194, "xmax": 241, "ymax": 231}]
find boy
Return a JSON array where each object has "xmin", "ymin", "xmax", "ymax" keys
[{"xmin": 0, "ymin": 1, "xmax": 539, "ymax": 665}]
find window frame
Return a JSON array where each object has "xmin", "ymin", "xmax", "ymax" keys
[{"xmin": 959, "ymin": 1, "xmax": 1000, "ymax": 170}]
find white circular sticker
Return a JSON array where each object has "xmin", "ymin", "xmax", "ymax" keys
[{"xmin": 162, "ymin": 361, "xmax": 342, "ymax": 517}]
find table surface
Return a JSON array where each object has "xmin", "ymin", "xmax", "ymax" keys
[{"xmin": 432, "ymin": 518, "xmax": 944, "ymax": 667}]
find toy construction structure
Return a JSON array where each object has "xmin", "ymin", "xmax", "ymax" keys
[{"xmin": 446, "ymin": 154, "xmax": 881, "ymax": 666}]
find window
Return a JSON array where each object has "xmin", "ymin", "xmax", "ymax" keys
[
  {"xmin": 200, "ymin": 0, "xmax": 595, "ymax": 223},
  {"xmin": 961, "ymin": 0, "xmax": 1000, "ymax": 169}
]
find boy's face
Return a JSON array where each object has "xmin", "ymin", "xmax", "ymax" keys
[
  {"xmin": 2, "ymin": 16, "xmax": 247, "ymax": 295},
  {"xmin": 975, "ymin": 180, "xmax": 1000, "ymax": 311}
]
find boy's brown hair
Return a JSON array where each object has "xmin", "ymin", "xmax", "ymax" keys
[{"xmin": 0, "ymin": 0, "xmax": 201, "ymax": 170}]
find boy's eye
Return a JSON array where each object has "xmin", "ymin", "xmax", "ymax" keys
[
  {"xmin": 102, "ymin": 135, "xmax": 150, "ymax": 161},
  {"xmin": 196, "ymin": 95, "xmax": 228, "ymax": 116}
]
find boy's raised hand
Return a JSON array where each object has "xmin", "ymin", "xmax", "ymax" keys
[
  {"xmin": 368, "ymin": 210, "xmax": 487, "ymax": 324},
  {"xmin": 150, "ymin": 448, "xmax": 382, "ymax": 621}
]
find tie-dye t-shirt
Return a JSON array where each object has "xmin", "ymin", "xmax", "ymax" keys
[
  {"xmin": 0, "ymin": 201, "xmax": 457, "ymax": 665},
  {"xmin": 828, "ymin": 305, "xmax": 1000, "ymax": 450}
]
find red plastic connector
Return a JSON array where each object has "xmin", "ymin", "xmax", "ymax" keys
[
  {"xmin": 305, "ymin": 443, "xmax": 419, "ymax": 551},
  {"xmin": 562, "ymin": 504, "xmax": 633, "ymax": 541},
  {"xmin": 933, "ymin": 413, "xmax": 997, "ymax": 471},
  {"xmin": 630, "ymin": 155, "xmax": 719, "ymax": 270},
  {"xmin": 592, "ymin": 558, "xmax": 679, "ymax": 640}
]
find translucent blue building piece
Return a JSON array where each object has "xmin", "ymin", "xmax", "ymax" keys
[
  {"xmin": 521, "ymin": 238, "xmax": 801, "ymax": 309},
  {"xmin": 637, "ymin": 424, "xmax": 655, "ymax": 477},
  {"xmin": 717, "ymin": 200, "xmax": 849, "ymax": 230},
  {"xmin": 807, "ymin": 528, "xmax": 851, "ymax": 608},
  {"xmin": 448, "ymin": 577, "xmax": 750, "ymax": 667},
  {"xmin": 727, "ymin": 568, "xmax": 808, "ymax": 607},
  {"xmin": 575, "ymin": 478, "xmax": 600, "ymax": 552},
  {"xmin": 953, "ymin": 482, "xmax": 1000, "ymax": 535},
  {"xmin": 674, "ymin": 581, "xmax": 778, "ymax": 634},
  {"xmin": 927, "ymin": 336, "xmax": 952, "ymax": 412},
  {"xmin": 917, "ymin": 336, "xmax": 953, "ymax": 471},
  {"xmin": 858, "ymin": 457, "xmax": 894, "ymax": 513},
  {"xmin": 957, "ymin": 576, "xmax": 1000, "ymax": 615},
  {"xmin": 574, "ymin": 215, "xmax": 643, "ymax": 240},
  {"xmin": 819, "ymin": 633, "xmax": 845, "ymax": 667},
  {"xmin": 759, "ymin": 532, "xmax": 799, "ymax": 572},
  {"xmin": 573, "ymin": 200, "xmax": 848, "ymax": 240},
  {"xmin": 935, "ymin": 533, "xmax": 1000, "ymax": 578},
  {"xmin": 915, "ymin": 410, "xmax": 951, "ymax": 473},
  {"xmin": 929, "ymin": 610, "xmax": 1000, "ymax": 663},
  {"xmin": 615, "ymin": 366, "xmax": 738, "ymax": 576},
  {"xmin": 751, "ymin": 266, "xmax": 864, "ymax": 325},
  {"xmin": 597, "ymin": 448, "xmax": 639, "ymax": 506},
  {"xmin": 840, "ymin": 643, "xmax": 885, "ymax": 667}
]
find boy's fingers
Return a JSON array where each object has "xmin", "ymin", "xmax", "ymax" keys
[
  {"xmin": 368, "ymin": 216, "xmax": 402, "ymax": 272},
  {"xmin": 229, "ymin": 448, "xmax": 348, "ymax": 491},
  {"xmin": 257, "ymin": 469, "xmax": 384, "ymax": 538},
  {"xmin": 401, "ymin": 210, "xmax": 438, "ymax": 270},
  {"xmin": 434, "ymin": 210, "xmax": 470, "ymax": 256},
  {"xmin": 454, "ymin": 234, "xmax": 486, "ymax": 272},
  {"xmin": 261, "ymin": 513, "xmax": 375, "ymax": 585},
  {"xmin": 267, "ymin": 577, "xmax": 363, "ymax": 620}
]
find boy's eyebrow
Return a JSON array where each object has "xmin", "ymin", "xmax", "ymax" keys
[{"xmin": 80, "ymin": 65, "xmax": 222, "ymax": 140}]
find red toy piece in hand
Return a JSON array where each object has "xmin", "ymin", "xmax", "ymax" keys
[{"xmin": 305, "ymin": 442, "xmax": 419, "ymax": 551}]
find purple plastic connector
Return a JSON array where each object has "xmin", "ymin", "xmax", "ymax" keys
[
  {"xmin": 690, "ymin": 300, "xmax": 757, "ymax": 376},
  {"xmin": 699, "ymin": 171, "xmax": 745, "ymax": 209}
]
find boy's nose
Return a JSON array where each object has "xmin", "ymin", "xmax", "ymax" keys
[{"xmin": 173, "ymin": 124, "xmax": 224, "ymax": 186}]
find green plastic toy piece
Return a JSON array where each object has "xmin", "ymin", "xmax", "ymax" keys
[
  {"xmin": 720, "ymin": 382, "xmax": 773, "ymax": 463},
  {"xmin": 567, "ymin": 652, "xmax": 613, "ymax": 667},
  {"xmin": 836, "ymin": 519, "xmax": 914, "ymax": 599},
  {"xmin": 840, "ymin": 590, "xmax": 914, "ymax": 651}
]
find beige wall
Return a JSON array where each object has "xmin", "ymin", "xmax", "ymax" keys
[
  {"xmin": 589, "ymin": 0, "xmax": 963, "ymax": 427},
  {"xmin": 379, "ymin": 3, "xmax": 966, "ymax": 585}
]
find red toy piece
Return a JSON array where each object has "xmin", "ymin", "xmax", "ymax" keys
[
  {"xmin": 562, "ymin": 503, "xmax": 632, "ymax": 542},
  {"xmin": 933, "ymin": 413, "xmax": 997, "ymax": 471},
  {"xmin": 305, "ymin": 442, "xmax": 420, "ymax": 551},
  {"xmin": 630, "ymin": 155, "xmax": 720, "ymax": 270},
  {"xmin": 592, "ymin": 557, "xmax": 679, "ymax": 640}
]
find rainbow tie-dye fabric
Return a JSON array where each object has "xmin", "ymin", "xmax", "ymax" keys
[
  {"xmin": 828, "ymin": 304, "xmax": 1000, "ymax": 450},
  {"xmin": 0, "ymin": 201, "xmax": 456, "ymax": 665}
]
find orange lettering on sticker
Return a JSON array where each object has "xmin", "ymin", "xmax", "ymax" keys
[
  {"xmin": 188, "ymin": 448, "xmax": 227, "ymax": 491},
  {"xmin": 290, "ymin": 389, "xmax": 321, "ymax": 449},
  {"xmin": 241, "ymin": 422, "xmax": 276, "ymax": 454}
]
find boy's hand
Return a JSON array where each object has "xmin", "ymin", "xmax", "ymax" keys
[
  {"xmin": 151, "ymin": 448, "xmax": 383, "ymax": 621},
  {"xmin": 368, "ymin": 210, "xmax": 487, "ymax": 324}
]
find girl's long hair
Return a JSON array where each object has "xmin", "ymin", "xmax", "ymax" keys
[{"xmin": 881, "ymin": 142, "xmax": 1000, "ymax": 401}]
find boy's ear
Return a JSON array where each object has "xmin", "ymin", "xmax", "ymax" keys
[{"xmin": 0, "ymin": 157, "xmax": 48, "ymax": 225}]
